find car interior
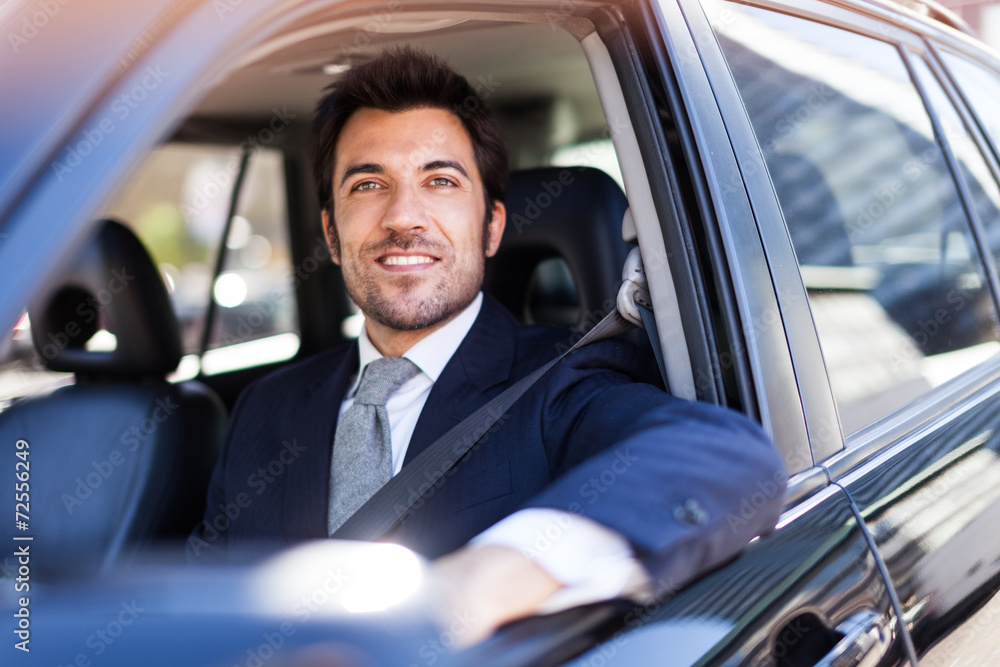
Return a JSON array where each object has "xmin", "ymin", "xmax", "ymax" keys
[
  {"xmin": 0, "ymin": 6, "xmax": 684, "ymax": 575},
  {"xmin": 0, "ymin": 219, "xmax": 226, "ymax": 577}
]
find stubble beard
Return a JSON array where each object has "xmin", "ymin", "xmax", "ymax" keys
[{"xmin": 341, "ymin": 232, "xmax": 484, "ymax": 331}]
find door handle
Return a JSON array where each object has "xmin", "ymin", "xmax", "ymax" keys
[{"xmin": 816, "ymin": 610, "xmax": 890, "ymax": 667}]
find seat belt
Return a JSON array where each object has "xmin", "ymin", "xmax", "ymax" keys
[{"xmin": 331, "ymin": 308, "xmax": 635, "ymax": 542}]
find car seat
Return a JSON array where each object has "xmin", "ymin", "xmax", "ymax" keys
[
  {"xmin": 0, "ymin": 219, "xmax": 226, "ymax": 578},
  {"xmin": 485, "ymin": 166, "xmax": 631, "ymax": 328}
]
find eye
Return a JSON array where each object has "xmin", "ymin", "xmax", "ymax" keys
[
  {"xmin": 429, "ymin": 176, "xmax": 457, "ymax": 187},
  {"xmin": 351, "ymin": 180, "xmax": 382, "ymax": 192}
]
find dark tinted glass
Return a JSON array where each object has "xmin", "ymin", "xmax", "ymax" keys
[
  {"xmin": 714, "ymin": 4, "xmax": 1000, "ymax": 434},
  {"xmin": 942, "ymin": 52, "xmax": 1000, "ymax": 160}
]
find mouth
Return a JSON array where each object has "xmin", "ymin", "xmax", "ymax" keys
[{"xmin": 377, "ymin": 253, "xmax": 440, "ymax": 270}]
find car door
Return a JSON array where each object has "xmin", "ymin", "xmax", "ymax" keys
[
  {"xmin": 510, "ymin": 0, "xmax": 918, "ymax": 664},
  {"xmin": 696, "ymin": 0, "xmax": 1000, "ymax": 663},
  {"xmin": 832, "ymin": 30, "xmax": 1000, "ymax": 663},
  {"xmin": 914, "ymin": 42, "xmax": 1000, "ymax": 663}
]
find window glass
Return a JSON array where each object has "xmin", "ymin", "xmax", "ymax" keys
[
  {"xmin": 201, "ymin": 151, "xmax": 299, "ymax": 370},
  {"xmin": 107, "ymin": 144, "xmax": 299, "ymax": 376},
  {"xmin": 714, "ymin": 5, "xmax": 1000, "ymax": 435},
  {"xmin": 107, "ymin": 143, "xmax": 232, "ymax": 354},
  {"xmin": 939, "ymin": 52, "xmax": 1000, "ymax": 281},
  {"xmin": 942, "ymin": 53, "xmax": 1000, "ymax": 160},
  {"xmin": 0, "ymin": 143, "xmax": 302, "ymax": 399},
  {"xmin": 910, "ymin": 55, "xmax": 1000, "ymax": 269},
  {"xmin": 0, "ymin": 312, "xmax": 72, "ymax": 407},
  {"xmin": 551, "ymin": 139, "xmax": 625, "ymax": 190}
]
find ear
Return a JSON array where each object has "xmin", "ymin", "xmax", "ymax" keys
[
  {"xmin": 484, "ymin": 201, "xmax": 506, "ymax": 258},
  {"xmin": 322, "ymin": 208, "xmax": 341, "ymax": 265}
]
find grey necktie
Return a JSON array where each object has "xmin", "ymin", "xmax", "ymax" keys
[{"xmin": 328, "ymin": 356, "xmax": 420, "ymax": 535}]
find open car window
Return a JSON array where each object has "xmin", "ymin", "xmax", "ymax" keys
[{"xmin": 0, "ymin": 15, "xmax": 629, "ymax": 396}]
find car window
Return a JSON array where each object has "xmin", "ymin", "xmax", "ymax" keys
[
  {"xmin": 551, "ymin": 138, "xmax": 624, "ymax": 190},
  {"xmin": 0, "ymin": 143, "xmax": 301, "ymax": 400},
  {"xmin": 909, "ymin": 54, "xmax": 1000, "ymax": 266},
  {"xmin": 107, "ymin": 144, "xmax": 299, "ymax": 377},
  {"xmin": 938, "ymin": 51, "xmax": 1000, "ymax": 277},
  {"xmin": 713, "ymin": 4, "xmax": 1000, "ymax": 435},
  {"xmin": 941, "ymin": 52, "xmax": 1000, "ymax": 161}
]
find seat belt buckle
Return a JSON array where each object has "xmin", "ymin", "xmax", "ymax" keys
[{"xmin": 617, "ymin": 246, "xmax": 651, "ymax": 328}]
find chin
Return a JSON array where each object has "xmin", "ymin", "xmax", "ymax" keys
[{"xmin": 374, "ymin": 291, "xmax": 476, "ymax": 332}]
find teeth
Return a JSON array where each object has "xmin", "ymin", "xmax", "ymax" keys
[{"xmin": 383, "ymin": 255, "xmax": 435, "ymax": 266}]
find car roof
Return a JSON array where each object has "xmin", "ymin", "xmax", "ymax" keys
[{"xmin": 864, "ymin": 0, "xmax": 973, "ymax": 34}]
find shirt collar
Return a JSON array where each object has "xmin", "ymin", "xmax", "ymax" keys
[{"xmin": 351, "ymin": 291, "xmax": 484, "ymax": 395}]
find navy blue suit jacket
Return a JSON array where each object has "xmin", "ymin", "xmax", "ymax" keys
[{"xmin": 190, "ymin": 294, "xmax": 785, "ymax": 585}]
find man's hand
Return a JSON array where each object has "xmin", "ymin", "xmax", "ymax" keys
[{"xmin": 431, "ymin": 545, "xmax": 562, "ymax": 647}]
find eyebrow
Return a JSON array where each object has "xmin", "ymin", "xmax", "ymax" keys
[
  {"xmin": 424, "ymin": 160, "xmax": 469, "ymax": 179},
  {"xmin": 339, "ymin": 160, "xmax": 470, "ymax": 188},
  {"xmin": 340, "ymin": 163, "xmax": 383, "ymax": 187}
]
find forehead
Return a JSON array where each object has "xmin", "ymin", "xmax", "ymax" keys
[{"xmin": 334, "ymin": 107, "xmax": 478, "ymax": 175}]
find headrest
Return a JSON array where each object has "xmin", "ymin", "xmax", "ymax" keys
[
  {"xmin": 486, "ymin": 166, "xmax": 630, "ymax": 326},
  {"xmin": 29, "ymin": 219, "xmax": 182, "ymax": 377}
]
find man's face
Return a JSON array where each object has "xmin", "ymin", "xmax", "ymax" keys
[{"xmin": 324, "ymin": 107, "xmax": 505, "ymax": 332}]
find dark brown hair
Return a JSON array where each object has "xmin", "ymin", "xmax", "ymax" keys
[{"xmin": 311, "ymin": 46, "xmax": 509, "ymax": 218}]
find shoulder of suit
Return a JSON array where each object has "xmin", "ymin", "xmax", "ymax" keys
[
  {"xmin": 239, "ymin": 341, "xmax": 354, "ymax": 398},
  {"xmin": 519, "ymin": 326, "xmax": 667, "ymax": 397},
  {"xmin": 506, "ymin": 321, "xmax": 639, "ymax": 376}
]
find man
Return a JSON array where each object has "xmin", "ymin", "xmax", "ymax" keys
[{"xmin": 190, "ymin": 47, "xmax": 786, "ymax": 642}]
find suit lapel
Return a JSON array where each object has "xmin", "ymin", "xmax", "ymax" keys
[
  {"xmin": 403, "ymin": 295, "xmax": 518, "ymax": 464},
  {"xmin": 281, "ymin": 343, "xmax": 358, "ymax": 540},
  {"xmin": 281, "ymin": 295, "xmax": 518, "ymax": 537}
]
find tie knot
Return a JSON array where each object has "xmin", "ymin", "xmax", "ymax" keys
[{"xmin": 353, "ymin": 357, "xmax": 420, "ymax": 406}]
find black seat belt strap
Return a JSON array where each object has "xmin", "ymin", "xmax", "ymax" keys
[
  {"xmin": 331, "ymin": 309, "xmax": 634, "ymax": 542},
  {"xmin": 638, "ymin": 304, "xmax": 669, "ymax": 390}
]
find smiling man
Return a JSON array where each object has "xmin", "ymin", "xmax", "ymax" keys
[
  {"xmin": 326, "ymin": 105, "xmax": 504, "ymax": 357},
  {"xmin": 191, "ymin": 47, "xmax": 787, "ymax": 643}
]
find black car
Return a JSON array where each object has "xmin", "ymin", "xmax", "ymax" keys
[{"xmin": 3, "ymin": 0, "xmax": 1000, "ymax": 664}]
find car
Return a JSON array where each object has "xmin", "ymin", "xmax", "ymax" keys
[{"xmin": 3, "ymin": 0, "xmax": 1000, "ymax": 664}]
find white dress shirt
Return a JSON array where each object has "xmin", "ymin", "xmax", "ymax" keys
[{"xmin": 340, "ymin": 291, "xmax": 650, "ymax": 609}]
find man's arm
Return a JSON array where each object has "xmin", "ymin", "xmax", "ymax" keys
[
  {"xmin": 435, "ymin": 509, "xmax": 649, "ymax": 646},
  {"xmin": 434, "ymin": 340, "xmax": 787, "ymax": 643},
  {"xmin": 529, "ymin": 388, "xmax": 786, "ymax": 582}
]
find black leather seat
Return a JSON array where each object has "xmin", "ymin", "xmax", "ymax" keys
[
  {"xmin": 0, "ymin": 219, "xmax": 226, "ymax": 578},
  {"xmin": 485, "ymin": 166, "xmax": 631, "ymax": 328}
]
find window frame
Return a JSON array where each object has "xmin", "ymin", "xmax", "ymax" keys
[
  {"xmin": 933, "ymin": 42, "xmax": 1000, "ymax": 224},
  {"xmin": 654, "ymin": 0, "xmax": 821, "ymax": 489}
]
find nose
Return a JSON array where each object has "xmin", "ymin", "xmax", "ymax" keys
[{"xmin": 381, "ymin": 183, "xmax": 429, "ymax": 234}]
